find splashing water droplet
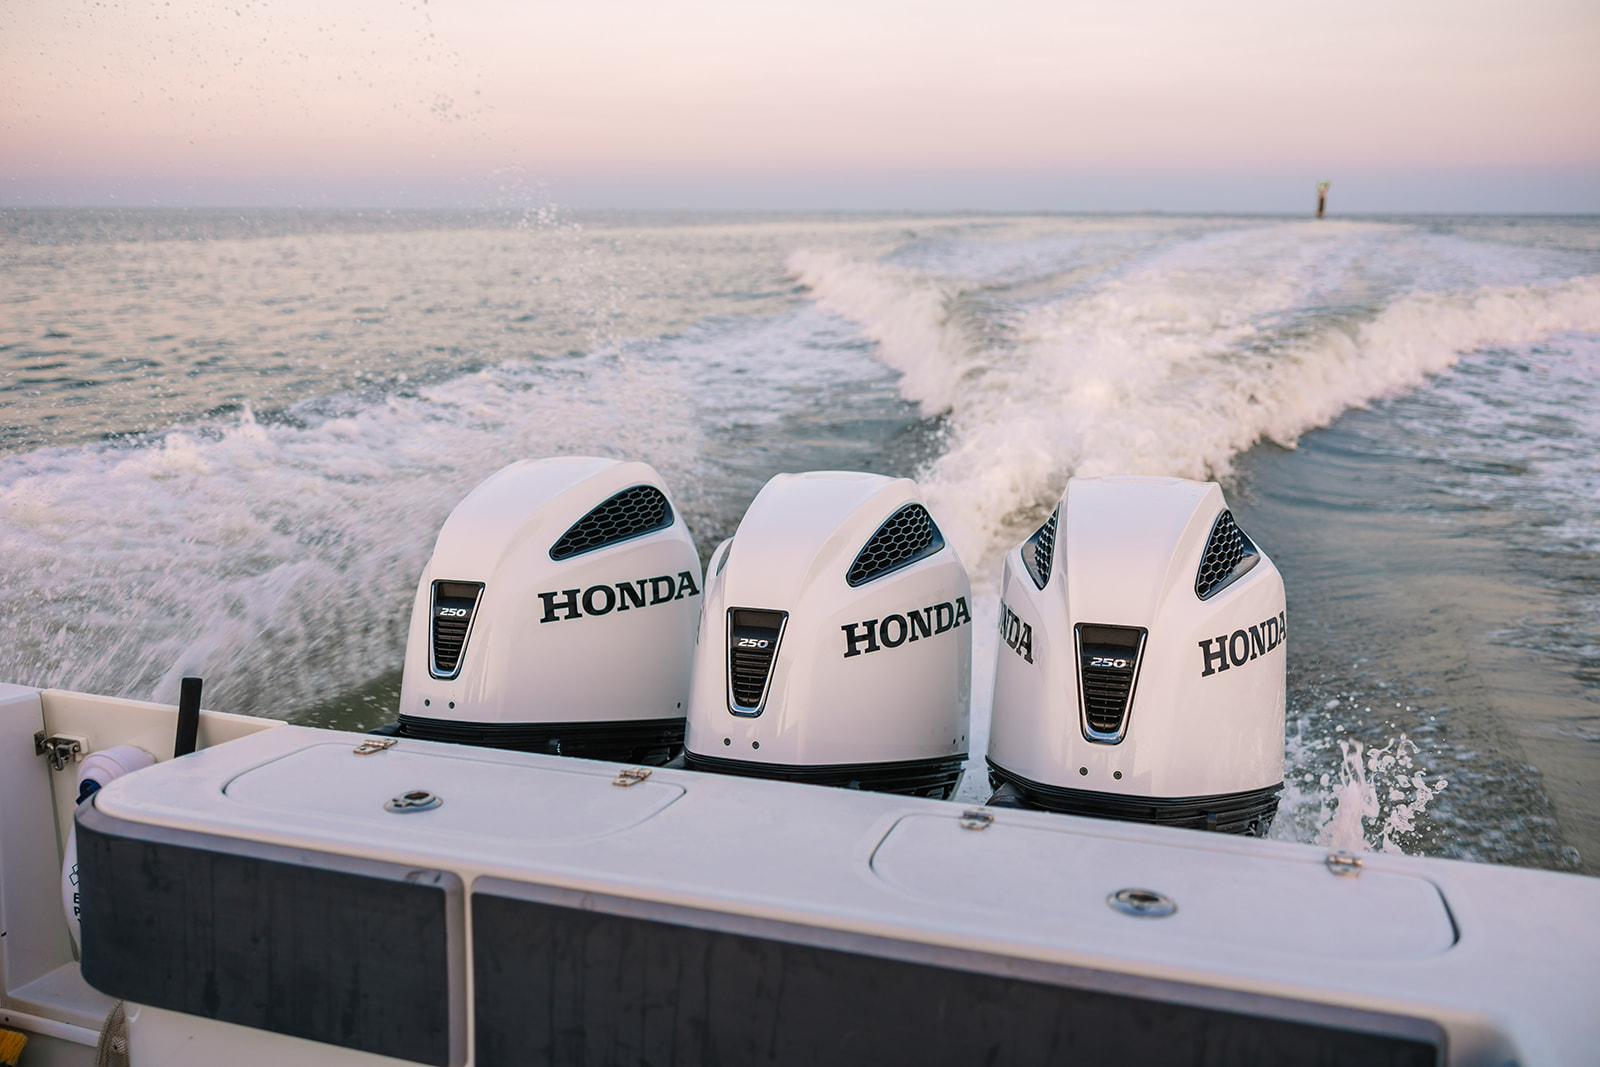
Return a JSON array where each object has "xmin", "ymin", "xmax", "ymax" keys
[{"xmin": 1318, "ymin": 736, "xmax": 1448, "ymax": 855}]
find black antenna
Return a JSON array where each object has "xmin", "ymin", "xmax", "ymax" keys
[{"xmin": 174, "ymin": 676, "xmax": 202, "ymax": 757}]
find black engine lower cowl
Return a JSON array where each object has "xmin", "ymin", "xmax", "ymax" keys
[
  {"xmin": 685, "ymin": 750, "xmax": 965, "ymax": 800},
  {"xmin": 987, "ymin": 761, "xmax": 1281, "ymax": 836},
  {"xmin": 394, "ymin": 714, "xmax": 684, "ymax": 766}
]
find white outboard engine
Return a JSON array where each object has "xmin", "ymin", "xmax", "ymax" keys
[
  {"xmin": 684, "ymin": 471, "xmax": 971, "ymax": 798},
  {"xmin": 987, "ymin": 476, "xmax": 1285, "ymax": 834},
  {"xmin": 396, "ymin": 457, "xmax": 702, "ymax": 764}
]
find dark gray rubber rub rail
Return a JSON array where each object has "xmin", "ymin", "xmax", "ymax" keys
[
  {"xmin": 75, "ymin": 801, "xmax": 464, "ymax": 1066},
  {"xmin": 472, "ymin": 879, "xmax": 1445, "ymax": 1067}
]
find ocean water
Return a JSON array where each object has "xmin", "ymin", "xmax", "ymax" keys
[{"xmin": 3, "ymin": 208, "xmax": 1597, "ymax": 873}]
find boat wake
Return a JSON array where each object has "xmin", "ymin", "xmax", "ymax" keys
[{"xmin": 789, "ymin": 239, "xmax": 1600, "ymax": 571}]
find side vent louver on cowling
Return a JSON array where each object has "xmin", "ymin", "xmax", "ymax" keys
[
  {"xmin": 1194, "ymin": 509, "xmax": 1260, "ymax": 600},
  {"xmin": 1075, "ymin": 624, "xmax": 1146, "ymax": 743},
  {"xmin": 430, "ymin": 581, "xmax": 484, "ymax": 679},
  {"xmin": 1021, "ymin": 506, "xmax": 1059, "ymax": 590},
  {"xmin": 727, "ymin": 608, "xmax": 787, "ymax": 715},
  {"xmin": 549, "ymin": 484, "xmax": 673, "ymax": 561},
  {"xmin": 846, "ymin": 504, "xmax": 944, "ymax": 587}
]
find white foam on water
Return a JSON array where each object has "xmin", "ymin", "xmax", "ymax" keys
[
  {"xmin": 0, "ymin": 350, "xmax": 706, "ymax": 714},
  {"xmin": 790, "ymin": 230, "xmax": 1600, "ymax": 572},
  {"xmin": 1279, "ymin": 736, "xmax": 1449, "ymax": 855}
]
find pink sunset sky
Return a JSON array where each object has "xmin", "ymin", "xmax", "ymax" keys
[{"xmin": 3, "ymin": 0, "xmax": 1597, "ymax": 211}]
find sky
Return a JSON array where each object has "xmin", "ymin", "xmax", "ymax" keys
[{"xmin": 2, "ymin": 0, "xmax": 1597, "ymax": 212}]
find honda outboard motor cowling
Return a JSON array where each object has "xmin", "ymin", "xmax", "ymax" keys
[
  {"xmin": 396, "ymin": 457, "xmax": 701, "ymax": 764},
  {"xmin": 685, "ymin": 472, "xmax": 971, "ymax": 798},
  {"xmin": 987, "ymin": 476, "xmax": 1285, "ymax": 834}
]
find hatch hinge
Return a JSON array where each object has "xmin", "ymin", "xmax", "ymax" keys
[
  {"xmin": 1325, "ymin": 850, "xmax": 1364, "ymax": 878},
  {"xmin": 34, "ymin": 732, "xmax": 88, "ymax": 772},
  {"xmin": 959, "ymin": 809, "xmax": 995, "ymax": 831}
]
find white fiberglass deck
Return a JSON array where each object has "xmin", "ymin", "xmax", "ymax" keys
[{"xmin": 88, "ymin": 723, "xmax": 1600, "ymax": 1065}]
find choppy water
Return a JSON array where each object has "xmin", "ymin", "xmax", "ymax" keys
[{"xmin": 3, "ymin": 208, "xmax": 1597, "ymax": 873}]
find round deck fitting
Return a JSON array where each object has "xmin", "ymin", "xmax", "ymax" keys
[
  {"xmin": 385, "ymin": 789, "xmax": 443, "ymax": 813},
  {"xmin": 1107, "ymin": 887, "xmax": 1176, "ymax": 918}
]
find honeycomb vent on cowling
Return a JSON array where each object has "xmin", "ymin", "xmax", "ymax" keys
[
  {"xmin": 1022, "ymin": 506, "xmax": 1059, "ymax": 590},
  {"xmin": 846, "ymin": 504, "xmax": 945, "ymax": 587},
  {"xmin": 1195, "ymin": 509, "xmax": 1260, "ymax": 600},
  {"xmin": 549, "ymin": 484, "xmax": 673, "ymax": 561}
]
